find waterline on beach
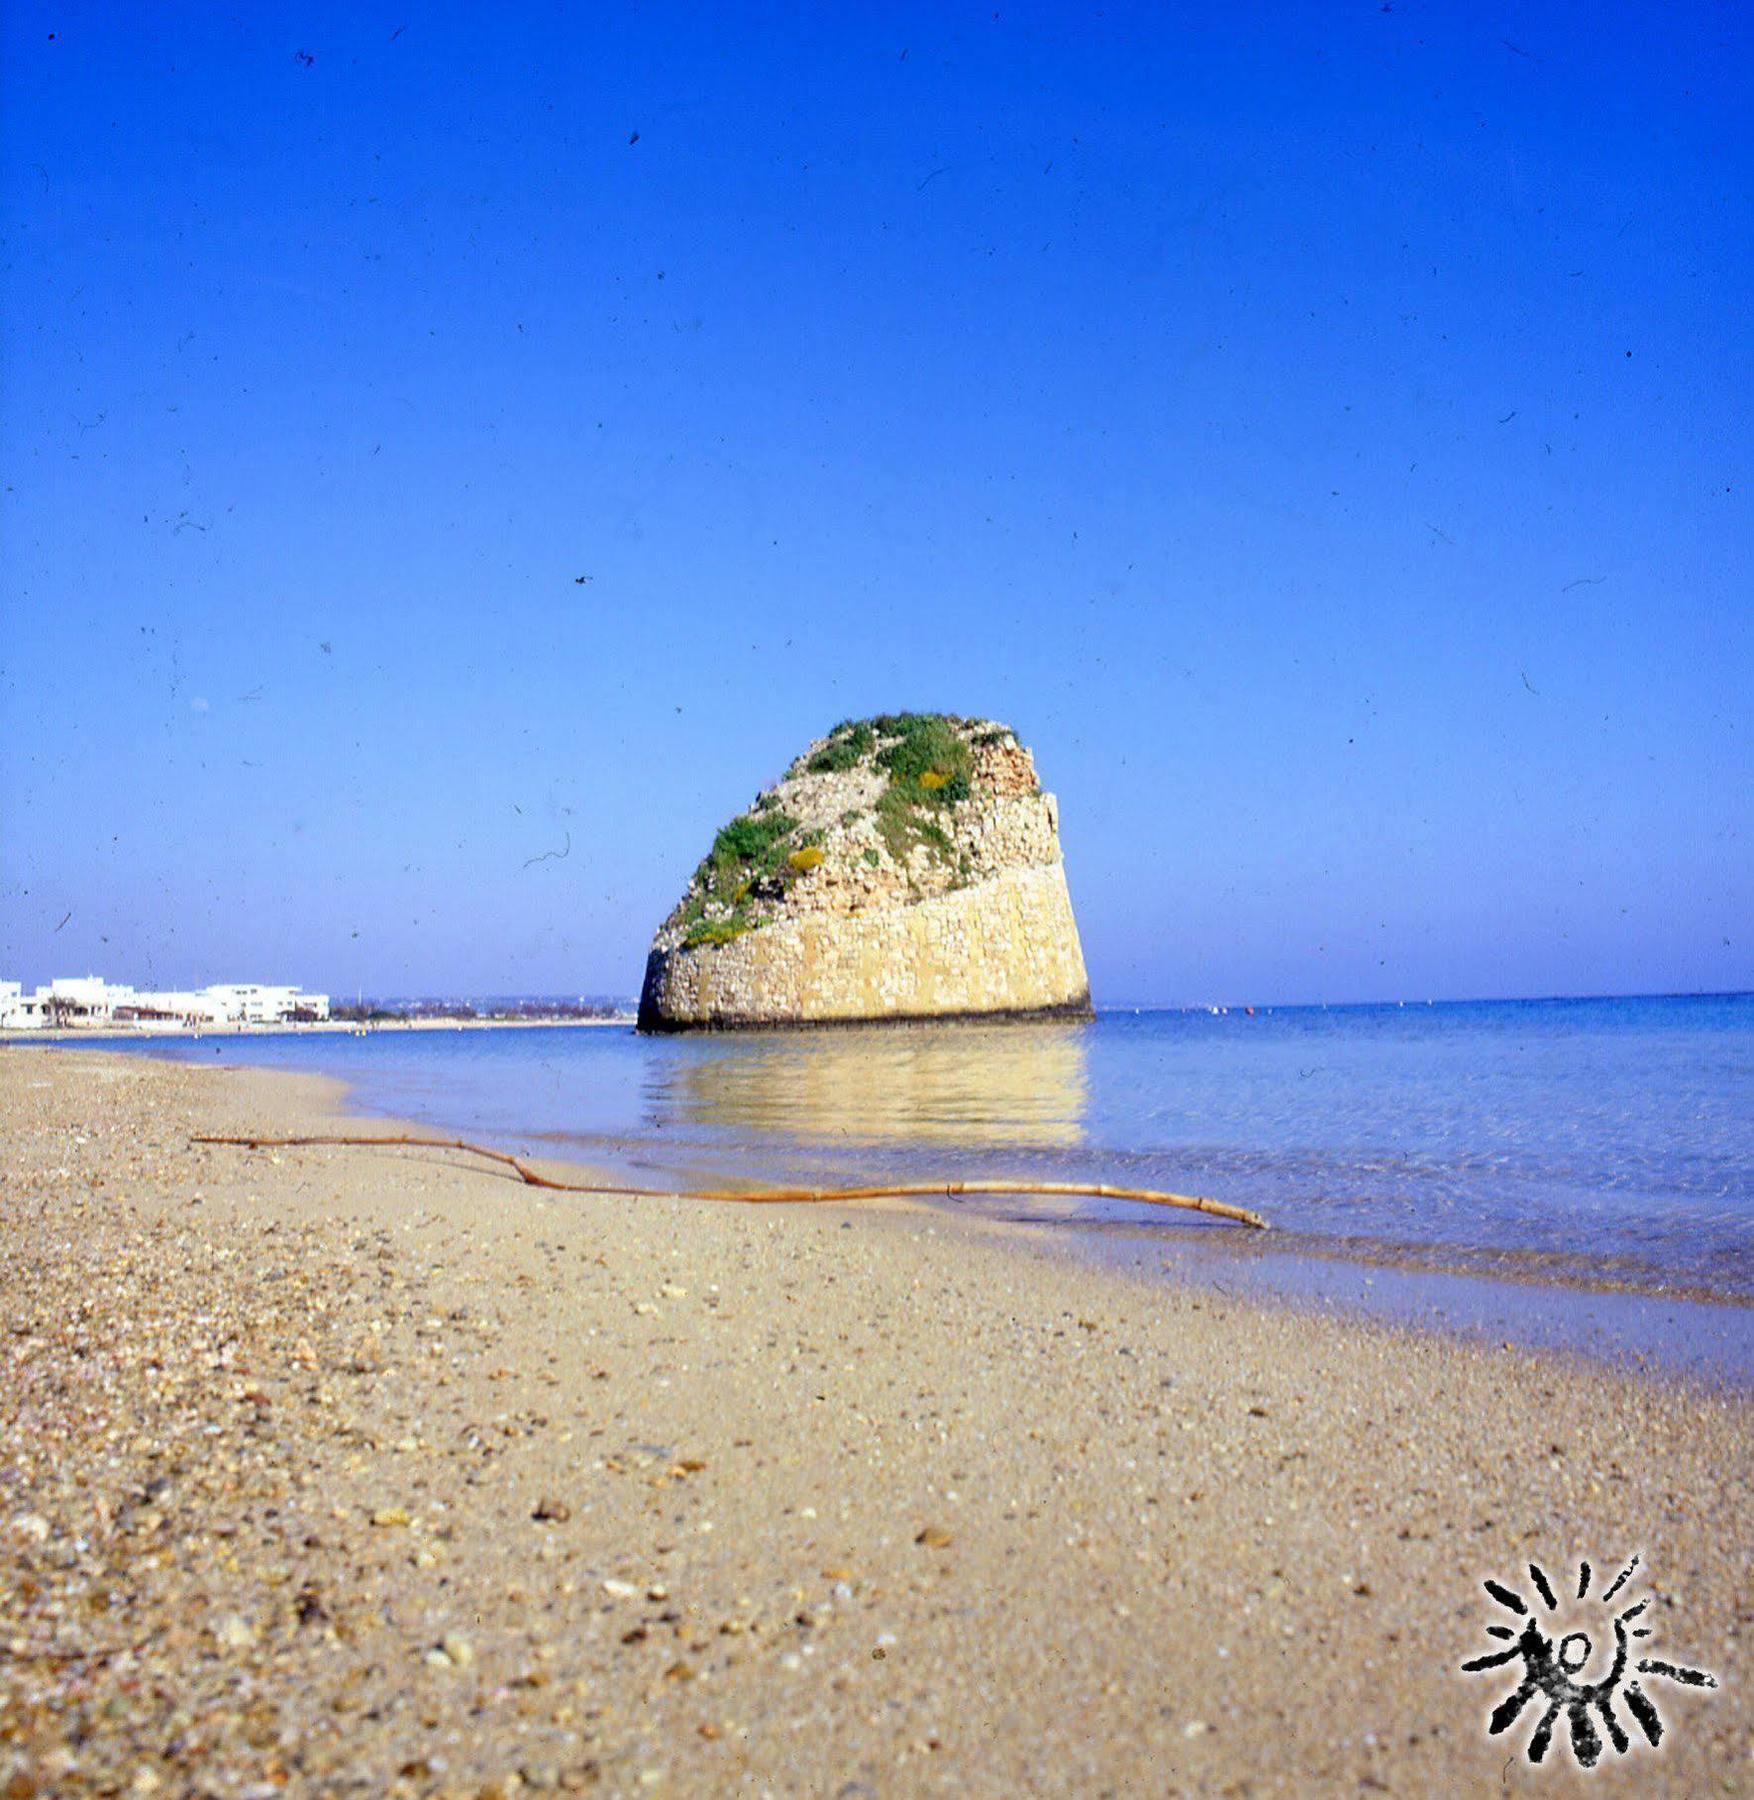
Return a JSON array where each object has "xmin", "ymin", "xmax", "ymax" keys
[{"xmin": 63, "ymin": 994, "xmax": 1754, "ymax": 1378}]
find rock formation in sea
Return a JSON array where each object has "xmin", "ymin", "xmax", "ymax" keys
[{"xmin": 637, "ymin": 713, "xmax": 1093, "ymax": 1031}]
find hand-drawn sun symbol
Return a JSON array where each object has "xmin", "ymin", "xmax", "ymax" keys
[{"xmin": 1462, "ymin": 1554, "xmax": 1717, "ymax": 1768}]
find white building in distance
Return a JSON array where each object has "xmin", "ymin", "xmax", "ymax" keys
[{"xmin": 0, "ymin": 976, "xmax": 329, "ymax": 1030}]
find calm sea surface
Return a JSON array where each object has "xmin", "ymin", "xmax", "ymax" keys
[{"xmin": 94, "ymin": 995, "xmax": 1754, "ymax": 1379}]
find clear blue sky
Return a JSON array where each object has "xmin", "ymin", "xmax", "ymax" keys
[{"xmin": 2, "ymin": 2, "xmax": 1747, "ymax": 1006}]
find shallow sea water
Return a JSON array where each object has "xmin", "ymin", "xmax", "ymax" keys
[{"xmin": 88, "ymin": 994, "xmax": 1754, "ymax": 1381}]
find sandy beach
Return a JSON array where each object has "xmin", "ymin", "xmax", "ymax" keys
[{"xmin": 2, "ymin": 1049, "xmax": 1747, "ymax": 1797}]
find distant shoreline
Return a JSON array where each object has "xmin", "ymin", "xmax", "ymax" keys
[
  {"xmin": 1098, "ymin": 989, "xmax": 1754, "ymax": 1014},
  {"xmin": 0, "ymin": 1014, "xmax": 635, "ymax": 1044}
]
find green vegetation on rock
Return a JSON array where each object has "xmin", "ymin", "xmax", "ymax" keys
[
  {"xmin": 873, "ymin": 714, "xmax": 971, "ymax": 791},
  {"xmin": 876, "ymin": 784, "xmax": 954, "ymax": 866},
  {"xmin": 677, "ymin": 806, "xmax": 802, "ymax": 948},
  {"xmin": 711, "ymin": 810, "xmax": 797, "ymax": 869},
  {"xmin": 806, "ymin": 720, "xmax": 875, "ymax": 773},
  {"xmin": 683, "ymin": 914, "xmax": 750, "ymax": 949},
  {"xmin": 675, "ymin": 711, "xmax": 1009, "ymax": 950},
  {"xmin": 706, "ymin": 809, "xmax": 797, "ymax": 899},
  {"xmin": 866, "ymin": 714, "xmax": 972, "ymax": 863}
]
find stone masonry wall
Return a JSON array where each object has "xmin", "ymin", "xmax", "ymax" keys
[
  {"xmin": 640, "ymin": 861, "xmax": 1090, "ymax": 1030},
  {"xmin": 769, "ymin": 790, "xmax": 1061, "ymax": 924}
]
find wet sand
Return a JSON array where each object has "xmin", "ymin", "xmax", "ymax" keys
[{"xmin": 2, "ymin": 1049, "xmax": 1748, "ymax": 1796}]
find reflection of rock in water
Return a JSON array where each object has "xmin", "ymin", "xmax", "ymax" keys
[{"xmin": 656, "ymin": 1023, "xmax": 1089, "ymax": 1147}]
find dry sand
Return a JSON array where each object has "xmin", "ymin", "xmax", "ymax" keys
[{"xmin": 1, "ymin": 1049, "xmax": 1748, "ymax": 1797}]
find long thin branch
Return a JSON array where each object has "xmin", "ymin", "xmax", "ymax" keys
[{"xmin": 190, "ymin": 1132, "xmax": 1268, "ymax": 1229}]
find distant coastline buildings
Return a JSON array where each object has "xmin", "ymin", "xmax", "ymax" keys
[{"xmin": 0, "ymin": 976, "xmax": 330, "ymax": 1031}]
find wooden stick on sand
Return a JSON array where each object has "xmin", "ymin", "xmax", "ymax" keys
[{"xmin": 190, "ymin": 1132, "xmax": 1269, "ymax": 1229}]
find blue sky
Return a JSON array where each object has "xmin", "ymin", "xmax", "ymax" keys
[{"xmin": 2, "ymin": 2, "xmax": 1747, "ymax": 1005}]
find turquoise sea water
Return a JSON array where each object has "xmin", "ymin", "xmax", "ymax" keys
[{"xmin": 86, "ymin": 994, "xmax": 1753, "ymax": 1379}]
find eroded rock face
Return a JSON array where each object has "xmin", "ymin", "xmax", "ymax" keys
[{"xmin": 637, "ymin": 715, "xmax": 1092, "ymax": 1031}]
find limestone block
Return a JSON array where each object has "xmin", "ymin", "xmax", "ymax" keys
[{"xmin": 637, "ymin": 715, "xmax": 1092, "ymax": 1031}]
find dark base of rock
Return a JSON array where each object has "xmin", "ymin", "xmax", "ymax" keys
[{"xmin": 635, "ymin": 994, "xmax": 1095, "ymax": 1036}]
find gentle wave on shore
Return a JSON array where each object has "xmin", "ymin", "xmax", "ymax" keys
[{"xmin": 74, "ymin": 993, "xmax": 1754, "ymax": 1371}]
